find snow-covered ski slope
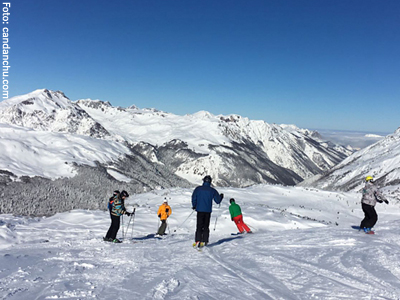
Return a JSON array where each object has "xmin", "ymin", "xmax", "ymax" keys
[{"xmin": 1, "ymin": 185, "xmax": 400, "ymax": 299}]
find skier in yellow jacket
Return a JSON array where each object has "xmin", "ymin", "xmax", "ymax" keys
[{"xmin": 156, "ymin": 199, "xmax": 172, "ymax": 236}]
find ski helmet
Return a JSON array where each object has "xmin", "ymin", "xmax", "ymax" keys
[
  {"xmin": 120, "ymin": 190, "xmax": 129, "ymax": 198},
  {"xmin": 203, "ymin": 175, "xmax": 212, "ymax": 183},
  {"xmin": 365, "ymin": 176, "xmax": 374, "ymax": 182},
  {"xmin": 229, "ymin": 198, "xmax": 235, "ymax": 204},
  {"xmin": 113, "ymin": 190, "xmax": 120, "ymax": 196}
]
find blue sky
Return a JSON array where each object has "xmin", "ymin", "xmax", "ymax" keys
[{"xmin": 7, "ymin": 0, "xmax": 400, "ymax": 132}]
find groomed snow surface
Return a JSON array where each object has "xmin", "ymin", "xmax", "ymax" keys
[{"xmin": 1, "ymin": 185, "xmax": 400, "ymax": 300}]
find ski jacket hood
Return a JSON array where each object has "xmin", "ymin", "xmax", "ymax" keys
[
  {"xmin": 191, "ymin": 182, "xmax": 222, "ymax": 213},
  {"xmin": 361, "ymin": 181, "xmax": 386, "ymax": 206}
]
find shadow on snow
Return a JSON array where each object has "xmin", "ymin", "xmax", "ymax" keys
[{"xmin": 207, "ymin": 236, "xmax": 243, "ymax": 247}]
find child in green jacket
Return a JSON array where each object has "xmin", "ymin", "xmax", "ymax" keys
[{"xmin": 229, "ymin": 198, "xmax": 252, "ymax": 234}]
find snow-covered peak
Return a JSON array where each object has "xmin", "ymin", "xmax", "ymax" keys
[
  {"xmin": 191, "ymin": 110, "xmax": 215, "ymax": 119},
  {"xmin": 75, "ymin": 99, "xmax": 113, "ymax": 110},
  {"xmin": 280, "ymin": 124, "xmax": 300, "ymax": 131},
  {"xmin": 0, "ymin": 89, "xmax": 110, "ymax": 138},
  {"xmin": 127, "ymin": 104, "xmax": 139, "ymax": 110},
  {"xmin": 0, "ymin": 89, "xmax": 72, "ymax": 114},
  {"xmin": 281, "ymin": 123, "xmax": 322, "ymax": 139}
]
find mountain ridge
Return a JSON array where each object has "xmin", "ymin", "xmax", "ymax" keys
[
  {"xmin": 0, "ymin": 89, "xmax": 358, "ymax": 215},
  {"xmin": 300, "ymin": 126, "xmax": 400, "ymax": 200},
  {"xmin": 0, "ymin": 89, "xmax": 353, "ymax": 185}
]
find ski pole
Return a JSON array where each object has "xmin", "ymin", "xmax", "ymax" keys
[
  {"xmin": 129, "ymin": 208, "xmax": 136, "ymax": 239},
  {"xmin": 124, "ymin": 214, "xmax": 132, "ymax": 240},
  {"xmin": 121, "ymin": 215, "xmax": 124, "ymax": 240},
  {"xmin": 247, "ymin": 223, "xmax": 257, "ymax": 232},
  {"xmin": 130, "ymin": 208, "xmax": 136, "ymax": 238},
  {"xmin": 213, "ymin": 204, "xmax": 221, "ymax": 231},
  {"xmin": 123, "ymin": 208, "xmax": 135, "ymax": 240},
  {"xmin": 213, "ymin": 215, "xmax": 218, "ymax": 231},
  {"xmin": 174, "ymin": 210, "xmax": 195, "ymax": 232}
]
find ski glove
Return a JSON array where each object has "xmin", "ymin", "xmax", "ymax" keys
[
  {"xmin": 384, "ymin": 200, "xmax": 389, "ymax": 204},
  {"xmin": 220, "ymin": 193, "xmax": 224, "ymax": 200},
  {"xmin": 192, "ymin": 207, "xmax": 196, "ymax": 211},
  {"xmin": 158, "ymin": 214, "xmax": 161, "ymax": 218},
  {"xmin": 166, "ymin": 208, "xmax": 169, "ymax": 213},
  {"xmin": 126, "ymin": 212, "xmax": 132, "ymax": 216}
]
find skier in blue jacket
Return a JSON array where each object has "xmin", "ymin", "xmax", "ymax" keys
[{"xmin": 191, "ymin": 175, "xmax": 223, "ymax": 248}]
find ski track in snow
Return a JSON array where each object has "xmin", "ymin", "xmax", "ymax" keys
[{"xmin": 1, "ymin": 186, "xmax": 400, "ymax": 299}]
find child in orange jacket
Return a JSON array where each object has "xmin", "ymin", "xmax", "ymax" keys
[{"xmin": 156, "ymin": 199, "xmax": 172, "ymax": 236}]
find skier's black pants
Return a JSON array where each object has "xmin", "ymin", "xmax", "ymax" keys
[
  {"xmin": 157, "ymin": 220, "xmax": 167, "ymax": 235},
  {"xmin": 106, "ymin": 214, "xmax": 121, "ymax": 240},
  {"xmin": 360, "ymin": 203, "xmax": 378, "ymax": 229},
  {"xmin": 195, "ymin": 212, "xmax": 211, "ymax": 243}
]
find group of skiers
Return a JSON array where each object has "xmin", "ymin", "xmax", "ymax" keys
[
  {"xmin": 104, "ymin": 175, "xmax": 252, "ymax": 245},
  {"xmin": 104, "ymin": 174, "xmax": 389, "ymax": 243}
]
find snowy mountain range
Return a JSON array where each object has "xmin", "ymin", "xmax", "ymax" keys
[
  {"xmin": 0, "ymin": 88, "xmax": 358, "ymax": 215},
  {"xmin": 302, "ymin": 127, "xmax": 400, "ymax": 200},
  {"xmin": 0, "ymin": 89, "xmax": 352, "ymax": 182}
]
